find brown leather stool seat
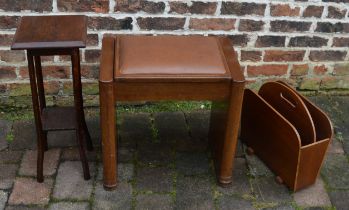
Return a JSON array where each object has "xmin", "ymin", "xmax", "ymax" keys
[{"xmin": 99, "ymin": 35, "xmax": 245, "ymax": 190}]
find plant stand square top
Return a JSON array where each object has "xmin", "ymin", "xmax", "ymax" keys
[{"xmin": 11, "ymin": 15, "xmax": 87, "ymax": 50}]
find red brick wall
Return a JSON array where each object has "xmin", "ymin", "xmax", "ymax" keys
[{"xmin": 0, "ymin": 0, "xmax": 349, "ymax": 107}]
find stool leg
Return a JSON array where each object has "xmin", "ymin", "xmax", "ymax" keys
[
  {"xmin": 100, "ymin": 81, "xmax": 117, "ymax": 190},
  {"xmin": 82, "ymin": 116, "xmax": 93, "ymax": 151},
  {"xmin": 27, "ymin": 52, "xmax": 45, "ymax": 183},
  {"xmin": 71, "ymin": 49, "xmax": 90, "ymax": 180},
  {"xmin": 209, "ymin": 81, "xmax": 245, "ymax": 186},
  {"xmin": 34, "ymin": 56, "xmax": 48, "ymax": 151}
]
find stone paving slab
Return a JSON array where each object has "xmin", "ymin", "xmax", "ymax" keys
[
  {"xmin": 328, "ymin": 190, "xmax": 349, "ymax": 210},
  {"xmin": 52, "ymin": 161, "xmax": 95, "ymax": 200},
  {"xmin": 175, "ymin": 152, "xmax": 209, "ymax": 176},
  {"xmin": 8, "ymin": 177, "xmax": 53, "ymax": 205},
  {"xmin": 135, "ymin": 194, "xmax": 174, "ymax": 210},
  {"xmin": 93, "ymin": 182, "xmax": 132, "ymax": 210},
  {"xmin": 0, "ymin": 120, "xmax": 12, "ymax": 151},
  {"xmin": 251, "ymin": 177, "xmax": 293, "ymax": 203},
  {"xmin": 61, "ymin": 147, "xmax": 98, "ymax": 162},
  {"xmin": 136, "ymin": 166, "xmax": 174, "ymax": 193},
  {"xmin": 217, "ymin": 195, "xmax": 255, "ymax": 210},
  {"xmin": 293, "ymin": 178, "xmax": 331, "ymax": 207},
  {"xmin": 176, "ymin": 175, "xmax": 214, "ymax": 210},
  {"xmin": 10, "ymin": 120, "xmax": 36, "ymax": 150},
  {"xmin": 0, "ymin": 164, "xmax": 18, "ymax": 190},
  {"xmin": 19, "ymin": 149, "xmax": 60, "ymax": 177},
  {"xmin": 321, "ymin": 154, "xmax": 349, "ymax": 189},
  {"xmin": 48, "ymin": 202, "xmax": 89, "ymax": 210},
  {"xmin": 0, "ymin": 151, "xmax": 22, "ymax": 164},
  {"xmin": 0, "ymin": 190, "xmax": 7, "ymax": 210}
]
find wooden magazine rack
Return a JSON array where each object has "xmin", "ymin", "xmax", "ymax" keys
[{"xmin": 241, "ymin": 81, "xmax": 333, "ymax": 191}]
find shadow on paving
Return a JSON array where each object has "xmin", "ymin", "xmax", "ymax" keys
[{"xmin": 0, "ymin": 96, "xmax": 348, "ymax": 209}]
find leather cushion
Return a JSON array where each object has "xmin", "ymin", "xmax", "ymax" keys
[{"xmin": 116, "ymin": 36, "xmax": 229, "ymax": 77}]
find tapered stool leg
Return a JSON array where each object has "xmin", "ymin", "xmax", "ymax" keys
[
  {"xmin": 209, "ymin": 81, "xmax": 245, "ymax": 186},
  {"xmin": 100, "ymin": 81, "xmax": 117, "ymax": 190},
  {"xmin": 72, "ymin": 49, "xmax": 90, "ymax": 180},
  {"xmin": 27, "ymin": 52, "xmax": 45, "ymax": 183}
]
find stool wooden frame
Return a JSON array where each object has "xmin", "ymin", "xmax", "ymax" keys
[{"xmin": 99, "ymin": 35, "xmax": 245, "ymax": 190}]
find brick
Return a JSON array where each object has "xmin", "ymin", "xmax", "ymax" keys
[
  {"xmin": 93, "ymin": 182, "xmax": 132, "ymax": 210},
  {"xmin": 116, "ymin": 0, "xmax": 165, "ymax": 14},
  {"xmin": 303, "ymin": 6, "xmax": 324, "ymax": 18},
  {"xmin": 0, "ymin": 16, "xmax": 20, "ymax": 30},
  {"xmin": 0, "ymin": 0, "xmax": 52, "ymax": 12},
  {"xmin": 136, "ymin": 167, "xmax": 174, "ymax": 193},
  {"xmin": 87, "ymin": 34, "xmax": 99, "ymax": 47},
  {"xmin": 228, "ymin": 34, "xmax": 249, "ymax": 47},
  {"xmin": 333, "ymin": 37, "xmax": 349, "ymax": 47},
  {"xmin": 255, "ymin": 36, "xmax": 285, "ymax": 47},
  {"xmin": 8, "ymin": 178, "xmax": 53, "ymax": 205},
  {"xmin": 8, "ymin": 83, "xmax": 31, "ymax": 96},
  {"xmin": 294, "ymin": 178, "xmax": 331, "ymax": 207},
  {"xmin": 313, "ymin": 65, "xmax": 328, "ymax": 75},
  {"xmin": 239, "ymin": 19, "xmax": 264, "ymax": 32},
  {"xmin": 333, "ymin": 63, "xmax": 349, "ymax": 75},
  {"xmin": 88, "ymin": 17, "xmax": 132, "ymax": 30},
  {"xmin": 289, "ymin": 36, "xmax": 328, "ymax": 47},
  {"xmin": 247, "ymin": 65, "xmax": 288, "ymax": 77},
  {"xmin": 19, "ymin": 149, "xmax": 60, "ymax": 177},
  {"xmin": 0, "ymin": 50, "xmax": 25, "ymax": 63},
  {"xmin": 241, "ymin": 51, "xmax": 262, "ymax": 62},
  {"xmin": 271, "ymin": 20, "xmax": 311, "ymax": 32},
  {"xmin": 169, "ymin": 1, "xmax": 217, "ymax": 15},
  {"xmin": 0, "ymin": 66, "xmax": 16, "ymax": 80},
  {"xmin": 58, "ymin": 0, "xmax": 108, "ymax": 13},
  {"xmin": 221, "ymin": 2, "xmax": 266, "ymax": 16},
  {"xmin": 137, "ymin": 17, "xmax": 185, "ymax": 30},
  {"xmin": 20, "ymin": 65, "xmax": 70, "ymax": 79},
  {"xmin": 328, "ymin": 6, "xmax": 346, "ymax": 19},
  {"xmin": 316, "ymin": 22, "xmax": 349, "ymax": 33},
  {"xmin": 291, "ymin": 64, "xmax": 309, "ymax": 76},
  {"xmin": 0, "ymin": 34, "xmax": 14, "ymax": 46},
  {"xmin": 85, "ymin": 49, "xmax": 101, "ymax": 63},
  {"xmin": 136, "ymin": 194, "xmax": 174, "ymax": 210},
  {"xmin": 320, "ymin": 77, "xmax": 349, "ymax": 90},
  {"xmin": 309, "ymin": 51, "xmax": 347, "ymax": 61},
  {"xmin": 264, "ymin": 50, "xmax": 305, "ymax": 62},
  {"xmin": 271, "ymin": 4, "xmax": 300, "ymax": 17},
  {"xmin": 299, "ymin": 78, "xmax": 321, "ymax": 90},
  {"xmin": 0, "ymin": 164, "xmax": 18, "ymax": 190},
  {"xmin": 53, "ymin": 161, "xmax": 95, "ymax": 200},
  {"xmin": 49, "ymin": 202, "xmax": 89, "ymax": 210},
  {"xmin": 189, "ymin": 18, "xmax": 235, "ymax": 31},
  {"xmin": 81, "ymin": 65, "xmax": 99, "ymax": 79}
]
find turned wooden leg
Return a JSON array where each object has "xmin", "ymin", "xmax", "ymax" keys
[
  {"xmin": 72, "ymin": 49, "xmax": 90, "ymax": 180},
  {"xmin": 209, "ymin": 81, "xmax": 245, "ymax": 186},
  {"xmin": 27, "ymin": 52, "xmax": 45, "ymax": 183},
  {"xmin": 99, "ymin": 81, "xmax": 117, "ymax": 190}
]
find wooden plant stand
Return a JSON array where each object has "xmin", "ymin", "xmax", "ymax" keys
[{"xmin": 11, "ymin": 15, "xmax": 93, "ymax": 182}]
